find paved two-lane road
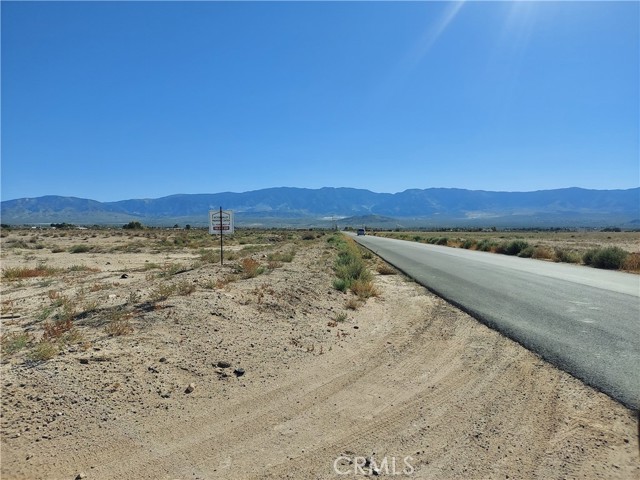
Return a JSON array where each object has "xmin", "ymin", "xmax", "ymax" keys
[{"xmin": 352, "ymin": 234, "xmax": 640, "ymax": 409}]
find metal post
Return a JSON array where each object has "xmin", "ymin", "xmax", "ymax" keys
[{"xmin": 220, "ymin": 206, "xmax": 223, "ymax": 265}]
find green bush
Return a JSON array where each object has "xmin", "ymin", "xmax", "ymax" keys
[
  {"xmin": 583, "ymin": 247, "xmax": 628, "ymax": 270},
  {"xmin": 333, "ymin": 238, "xmax": 372, "ymax": 292},
  {"xmin": 332, "ymin": 278, "xmax": 348, "ymax": 292},
  {"xmin": 476, "ymin": 239, "xmax": 496, "ymax": 252},
  {"xmin": 504, "ymin": 240, "xmax": 529, "ymax": 256}
]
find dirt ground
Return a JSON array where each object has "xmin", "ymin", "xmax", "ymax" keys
[{"xmin": 1, "ymin": 228, "xmax": 638, "ymax": 479}]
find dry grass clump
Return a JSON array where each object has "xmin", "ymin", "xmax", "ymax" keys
[
  {"xmin": 531, "ymin": 246, "xmax": 555, "ymax": 260},
  {"xmin": 376, "ymin": 263, "xmax": 397, "ymax": 275},
  {"xmin": 215, "ymin": 274, "xmax": 238, "ymax": 289},
  {"xmin": 149, "ymin": 283, "xmax": 176, "ymax": 302},
  {"xmin": 43, "ymin": 319, "xmax": 74, "ymax": 340},
  {"xmin": 351, "ymin": 279, "xmax": 379, "ymax": 300},
  {"xmin": 554, "ymin": 248, "xmax": 582, "ymax": 264},
  {"xmin": 345, "ymin": 298, "xmax": 361, "ymax": 310},
  {"xmin": 105, "ymin": 318, "xmax": 134, "ymax": 336},
  {"xmin": 622, "ymin": 252, "xmax": 640, "ymax": 272},
  {"xmin": 2, "ymin": 263, "xmax": 59, "ymax": 281},
  {"xmin": 28, "ymin": 340, "xmax": 58, "ymax": 361},
  {"xmin": 198, "ymin": 249, "xmax": 220, "ymax": 264},
  {"xmin": 175, "ymin": 279, "xmax": 196, "ymax": 296},
  {"xmin": 238, "ymin": 258, "xmax": 265, "ymax": 279}
]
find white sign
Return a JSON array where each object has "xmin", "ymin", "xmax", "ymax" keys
[{"xmin": 209, "ymin": 209, "xmax": 234, "ymax": 235}]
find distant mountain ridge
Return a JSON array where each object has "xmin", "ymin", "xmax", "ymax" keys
[{"xmin": 1, "ymin": 187, "xmax": 638, "ymax": 228}]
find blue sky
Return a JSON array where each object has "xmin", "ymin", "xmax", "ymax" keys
[{"xmin": 2, "ymin": 1, "xmax": 638, "ymax": 202}]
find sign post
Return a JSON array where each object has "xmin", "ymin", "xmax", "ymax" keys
[{"xmin": 209, "ymin": 208, "xmax": 234, "ymax": 265}]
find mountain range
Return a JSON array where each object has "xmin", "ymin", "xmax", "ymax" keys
[{"xmin": 1, "ymin": 187, "xmax": 638, "ymax": 228}]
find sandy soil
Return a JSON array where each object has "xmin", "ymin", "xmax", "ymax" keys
[{"xmin": 1, "ymin": 229, "xmax": 638, "ymax": 479}]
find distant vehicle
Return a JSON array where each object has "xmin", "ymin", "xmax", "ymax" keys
[{"xmin": 357, "ymin": 228, "xmax": 366, "ymax": 236}]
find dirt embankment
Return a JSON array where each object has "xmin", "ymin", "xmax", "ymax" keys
[{"xmin": 1, "ymin": 229, "xmax": 638, "ymax": 479}]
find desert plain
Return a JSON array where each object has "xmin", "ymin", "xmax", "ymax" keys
[{"xmin": 0, "ymin": 227, "xmax": 638, "ymax": 479}]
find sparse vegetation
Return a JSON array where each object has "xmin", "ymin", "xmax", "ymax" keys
[
  {"xmin": 334, "ymin": 312, "xmax": 348, "ymax": 323},
  {"xmin": 375, "ymin": 230, "xmax": 638, "ymax": 272},
  {"xmin": 2, "ymin": 263, "xmax": 59, "ymax": 280},
  {"xmin": 1, "ymin": 332, "xmax": 33, "ymax": 355},
  {"xmin": 28, "ymin": 340, "xmax": 58, "ymax": 361},
  {"xmin": 175, "ymin": 279, "xmax": 196, "ymax": 296},
  {"xmin": 554, "ymin": 248, "xmax": 582, "ymax": 264},
  {"xmin": 149, "ymin": 283, "xmax": 176, "ymax": 302},
  {"xmin": 267, "ymin": 250, "xmax": 295, "ymax": 263},
  {"xmin": 105, "ymin": 318, "xmax": 134, "ymax": 336},
  {"xmin": 331, "ymin": 235, "xmax": 377, "ymax": 300},
  {"xmin": 69, "ymin": 244, "xmax": 92, "ymax": 253},
  {"xmin": 238, "ymin": 258, "xmax": 265, "ymax": 279}
]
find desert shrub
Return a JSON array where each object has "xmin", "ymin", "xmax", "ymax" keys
[
  {"xmin": 149, "ymin": 283, "xmax": 176, "ymax": 301},
  {"xmin": 345, "ymin": 298, "xmax": 361, "ymax": 310},
  {"xmin": 584, "ymin": 247, "xmax": 628, "ymax": 270},
  {"xmin": 493, "ymin": 242, "xmax": 509, "ymax": 254},
  {"xmin": 518, "ymin": 246, "xmax": 535, "ymax": 258},
  {"xmin": 333, "ymin": 237, "xmax": 377, "ymax": 299},
  {"xmin": 334, "ymin": 312, "xmax": 348, "ymax": 323},
  {"xmin": 377, "ymin": 263, "xmax": 397, "ymax": 275},
  {"xmin": 556, "ymin": 248, "xmax": 582, "ymax": 263},
  {"xmin": 215, "ymin": 274, "xmax": 238, "ymax": 289},
  {"xmin": 351, "ymin": 279, "xmax": 379, "ymax": 300},
  {"xmin": 333, "ymin": 278, "xmax": 349, "ymax": 292},
  {"xmin": 160, "ymin": 262, "xmax": 188, "ymax": 277},
  {"xmin": 199, "ymin": 249, "xmax": 220, "ymax": 264},
  {"xmin": 239, "ymin": 258, "xmax": 264, "ymax": 279},
  {"xmin": 532, "ymin": 246, "xmax": 554, "ymax": 260},
  {"xmin": 43, "ymin": 319, "xmax": 73, "ymax": 340},
  {"xmin": 267, "ymin": 250, "xmax": 295, "ymax": 263},
  {"xmin": 426, "ymin": 236, "xmax": 448, "ymax": 246},
  {"xmin": 504, "ymin": 240, "xmax": 529, "ymax": 256},
  {"xmin": 175, "ymin": 279, "xmax": 196, "ymax": 296},
  {"xmin": 476, "ymin": 239, "xmax": 496, "ymax": 252},
  {"xmin": 622, "ymin": 252, "xmax": 640, "ymax": 272},
  {"xmin": 69, "ymin": 244, "xmax": 92, "ymax": 254},
  {"xmin": 105, "ymin": 319, "xmax": 133, "ymax": 336},
  {"xmin": 361, "ymin": 249, "xmax": 373, "ymax": 259},
  {"xmin": 68, "ymin": 264, "xmax": 99, "ymax": 272},
  {"xmin": 554, "ymin": 248, "xmax": 581, "ymax": 264},
  {"xmin": 461, "ymin": 239, "xmax": 477, "ymax": 249}
]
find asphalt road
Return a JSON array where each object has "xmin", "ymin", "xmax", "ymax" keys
[{"xmin": 351, "ymin": 234, "xmax": 640, "ymax": 410}]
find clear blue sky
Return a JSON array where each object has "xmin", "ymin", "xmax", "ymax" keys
[{"xmin": 2, "ymin": 1, "xmax": 638, "ymax": 202}]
